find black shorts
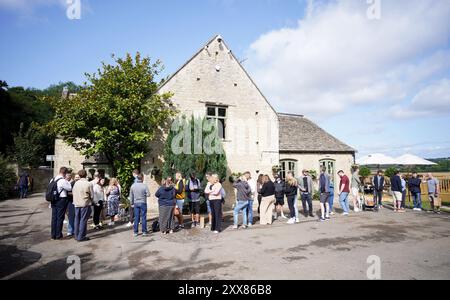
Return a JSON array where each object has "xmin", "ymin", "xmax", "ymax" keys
[
  {"xmin": 275, "ymin": 197, "xmax": 284, "ymax": 206},
  {"xmin": 190, "ymin": 201, "xmax": 200, "ymax": 214}
]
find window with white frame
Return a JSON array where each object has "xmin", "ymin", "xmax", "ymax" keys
[
  {"xmin": 206, "ymin": 105, "xmax": 227, "ymax": 139},
  {"xmin": 280, "ymin": 160, "xmax": 297, "ymax": 180},
  {"xmin": 320, "ymin": 159, "xmax": 335, "ymax": 182}
]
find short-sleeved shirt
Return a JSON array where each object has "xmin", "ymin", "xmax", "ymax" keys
[
  {"xmin": 340, "ymin": 175, "xmax": 350, "ymax": 193},
  {"xmin": 427, "ymin": 178, "xmax": 439, "ymax": 194}
]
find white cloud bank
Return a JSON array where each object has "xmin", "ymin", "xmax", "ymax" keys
[{"xmin": 246, "ymin": 0, "xmax": 450, "ymax": 118}]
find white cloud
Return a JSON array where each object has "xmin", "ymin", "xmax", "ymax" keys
[
  {"xmin": 390, "ymin": 79, "xmax": 450, "ymax": 118},
  {"xmin": 246, "ymin": 0, "xmax": 450, "ymax": 118},
  {"xmin": 0, "ymin": 0, "xmax": 66, "ymax": 12}
]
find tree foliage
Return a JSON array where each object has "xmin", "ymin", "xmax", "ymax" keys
[
  {"xmin": 0, "ymin": 154, "xmax": 16, "ymax": 200},
  {"xmin": 162, "ymin": 116, "xmax": 228, "ymax": 185},
  {"xmin": 359, "ymin": 166, "xmax": 371, "ymax": 179},
  {"xmin": 45, "ymin": 53, "xmax": 175, "ymax": 194}
]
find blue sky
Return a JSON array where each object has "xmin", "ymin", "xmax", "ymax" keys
[{"xmin": 1, "ymin": 0, "xmax": 450, "ymax": 159}]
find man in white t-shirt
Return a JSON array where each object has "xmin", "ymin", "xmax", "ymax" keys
[
  {"xmin": 50, "ymin": 167, "xmax": 72, "ymax": 240},
  {"xmin": 245, "ymin": 172, "xmax": 257, "ymax": 226}
]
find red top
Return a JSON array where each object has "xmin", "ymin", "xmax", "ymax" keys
[{"xmin": 340, "ymin": 175, "xmax": 350, "ymax": 193}]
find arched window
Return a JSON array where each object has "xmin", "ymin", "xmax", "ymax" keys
[{"xmin": 280, "ymin": 159, "xmax": 298, "ymax": 180}]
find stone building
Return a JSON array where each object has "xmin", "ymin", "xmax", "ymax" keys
[{"xmin": 54, "ymin": 35, "xmax": 356, "ymax": 210}]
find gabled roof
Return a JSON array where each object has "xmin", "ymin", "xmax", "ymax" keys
[
  {"xmin": 278, "ymin": 113, "xmax": 356, "ymax": 153},
  {"xmin": 158, "ymin": 34, "xmax": 278, "ymax": 115}
]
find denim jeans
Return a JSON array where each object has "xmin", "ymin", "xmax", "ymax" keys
[
  {"xmin": 247, "ymin": 200, "xmax": 254, "ymax": 224},
  {"xmin": 287, "ymin": 195, "xmax": 296, "ymax": 218},
  {"xmin": 412, "ymin": 192, "xmax": 422, "ymax": 209},
  {"xmin": 293, "ymin": 198, "xmax": 299, "ymax": 219},
  {"xmin": 206, "ymin": 200, "xmax": 211, "ymax": 214},
  {"xmin": 67, "ymin": 201, "xmax": 75, "ymax": 235},
  {"xmin": 19, "ymin": 186, "xmax": 28, "ymax": 199},
  {"xmin": 339, "ymin": 192, "xmax": 350, "ymax": 213},
  {"xmin": 301, "ymin": 193, "xmax": 313, "ymax": 215},
  {"xmin": 133, "ymin": 202, "xmax": 148, "ymax": 234},
  {"xmin": 328, "ymin": 186, "xmax": 334, "ymax": 213},
  {"xmin": 233, "ymin": 200, "xmax": 248, "ymax": 226}
]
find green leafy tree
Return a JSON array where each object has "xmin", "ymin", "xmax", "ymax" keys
[
  {"xmin": 45, "ymin": 53, "xmax": 175, "ymax": 195},
  {"xmin": 162, "ymin": 116, "xmax": 228, "ymax": 185},
  {"xmin": 385, "ymin": 167, "xmax": 397, "ymax": 179},
  {"xmin": 359, "ymin": 166, "xmax": 371, "ymax": 179}
]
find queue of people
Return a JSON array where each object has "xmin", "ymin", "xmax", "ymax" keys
[{"xmin": 48, "ymin": 165, "xmax": 443, "ymax": 242}]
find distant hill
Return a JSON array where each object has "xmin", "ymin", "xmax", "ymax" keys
[{"xmin": 413, "ymin": 157, "xmax": 450, "ymax": 172}]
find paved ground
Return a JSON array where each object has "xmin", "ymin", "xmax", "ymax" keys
[{"xmin": 1, "ymin": 193, "xmax": 450, "ymax": 280}]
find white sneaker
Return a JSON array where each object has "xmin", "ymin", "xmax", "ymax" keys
[
  {"xmin": 126, "ymin": 222, "xmax": 133, "ymax": 227},
  {"xmin": 287, "ymin": 218, "xmax": 295, "ymax": 225},
  {"xmin": 233, "ymin": 225, "xmax": 238, "ymax": 229},
  {"xmin": 281, "ymin": 215, "xmax": 288, "ymax": 219},
  {"xmin": 330, "ymin": 212, "xmax": 335, "ymax": 216},
  {"xmin": 63, "ymin": 220, "xmax": 68, "ymax": 224},
  {"xmin": 342, "ymin": 212, "xmax": 349, "ymax": 216},
  {"xmin": 214, "ymin": 231, "xmax": 219, "ymax": 234},
  {"xmin": 108, "ymin": 222, "xmax": 115, "ymax": 226},
  {"xmin": 354, "ymin": 207, "xmax": 360, "ymax": 212},
  {"xmin": 295, "ymin": 218, "xmax": 300, "ymax": 223}
]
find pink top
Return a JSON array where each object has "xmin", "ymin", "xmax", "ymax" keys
[{"xmin": 206, "ymin": 182, "xmax": 222, "ymax": 200}]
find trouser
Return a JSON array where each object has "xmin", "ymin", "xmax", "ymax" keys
[
  {"xmin": 301, "ymin": 193, "xmax": 313, "ymax": 216},
  {"xmin": 233, "ymin": 200, "xmax": 248, "ymax": 226},
  {"xmin": 134, "ymin": 202, "xmax": 147, "ymax": 234},
  {"xmin": 93, "ymin": 201, "xmax": 103, "ymax": 226},
  {"xmin": 257, "ymin": 195, "xmax": 262, "ymax": 214},
  {"xmin": 429, "ymin": 194, "xmax": 441, "ymax": 211},
  {"xmin": 159, "ymin": 206, "xmax": 175, "ymax": 232},
  {"xmin": 328, "ymin": 188, "xmax": 334, "ymax": 213},
  {"xmin": 401, "ymin": 190, "xmax": 406, "ymax": 208},
  {"xmin": 412, "ymin": 192, "xmax": 422, "ymax": 209},
  {"xmin": 373, "ymin": 190, "xmax": 383, "ymax": 206},
  {"xmin": 51, "ymin": 197, "xmax": 68, "ymax": 239},
  {"xmin": 339, "ymin": 192, "xmax": 350, "ymax": 213},
  {"xmin": 67, "ymin": 201, "xmax": 75, "ymax": 234},
  {"xmin": 74, "ymin": 206, "xmax": 91, "ymax": 241},
  {"xmin": 287, "ymin": 195, "xmax": 296, "ymax": 218},
  {"xmin": 19, "ymin": 186, "xmax": 28, "ymax": 199},
  {"xmin": 293, "ymin": 197, "xmax": 299, "ymax": 219},
  {"xmin": 210, "ymin": 200, "xmax": 223, "ymax": 232},
  {"xmin": 260, "ymin": 195, "xmax": 275, "ymax": 225},
  {"xmin": 247, "ymin": 200, "xmax": 254, "ymax": 224}
]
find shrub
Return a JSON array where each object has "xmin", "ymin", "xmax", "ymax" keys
[{"xmin": 0, "ymin": 155, "xmax": 17, "ymax": 200}]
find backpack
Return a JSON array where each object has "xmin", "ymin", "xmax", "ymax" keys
[
  {"xmin": 45, "ymin": 178, "xmax": 62, "ymax": 202},
  {"xmin": 151, "ymin": 220, "xmax": 160, "ymax": 232}
]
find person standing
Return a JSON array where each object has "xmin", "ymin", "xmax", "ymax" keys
[
  {"xmin": 256, "ymin": 174, "xmax": 264, "ymax": 216},
  {"xmin": 232, "ymin": 175, "xmax": 251, "ymax": 229},
  {"xmin": 92, "ymin": 178, "xmax": 106, "ymax": 230},
  {"xmin": 426, "ymin": 173, "xmax": 441, "ymax": 214},
  {"xmin": 17, "ymin": 171, "xmax": 30, "ymax": 199},
  {"xmin": 319, "ymin": 166, "xmax": 331, "ymax": 222},
  {"xmin": 401, "ymin": 174, "xmax": 407, "ymax": 211},
  {"xmin": 274, "ymin": 175, "xmax": 287, "ymax": 220},
  {"xmin": 351, "ymin": 167, "xmax": 362, "ymax": 212},
  {"xmin": 156, "ymin": 177, "xmax": 176, "ymax": 234},
  {"xmin": 390, "ymin": 170, "xmax": 403, "ymax": 213},
  {"xmin": 72, "ymin": 170, "xmax": 93, "ymax": 242},
  {"xmin": 259, "ymin": 175, "xmax": 276, "ymax": 225},
  {"xmin": 130, "ymin": 173, "xmax": 150, "ymax": 237},
  {"xmin": 408, "ymin": 172, "xmax": 422, "ymax": 211},
  {"xmin": 338, "ymin": 170, "xmax": 350, "ymax": 216},
  {"xmin": 186, "ymin": 172, "xmax": 201, "ymax": 228},
  {"xmin": 298, "ymin": 170, "xmax": 314, "ymax": 218},
  {"xmin": 126, "ymin": 169, "xmax": 140, "ymax": 228},
  {"xmin": 106, "ymin": 178, "xmax": 121, "ymax": 226},
  {"xmin": 66, "ymin": 173, "xmax": 76, "ymax": 237},
  {"xmin": 245, "ymin": 172, "xmax": 256, "ymax": 227},
  {"xmin": 204, "ymin": 174, "xmax": 223, "ymax": 233},
  {"xmin": 373, "ymin": 170, "xmax": 385, "ymax": 209},
  {"xmin": 204, "ymin": 172, "xmax": 213, "ymax": 228},
  {"xmin": 285, "ymin": 171, "xmax": 298, "ymax": 225},
  {"xmin": 50, "ymin": 167, "xmax": 72, "ymax": 240},
  {"xmin": 328, "ymin": 179, "xmax": 335, "ymax": 216}
]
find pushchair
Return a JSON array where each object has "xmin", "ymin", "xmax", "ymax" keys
[{"xmin": 361, "ymin": 185, "xmax": 378, "ymax": 212}]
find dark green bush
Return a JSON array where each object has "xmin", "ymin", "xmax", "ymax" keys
[{"xmin": 0, "ymin": 155, "xmax": 17, "ymax": 200}]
